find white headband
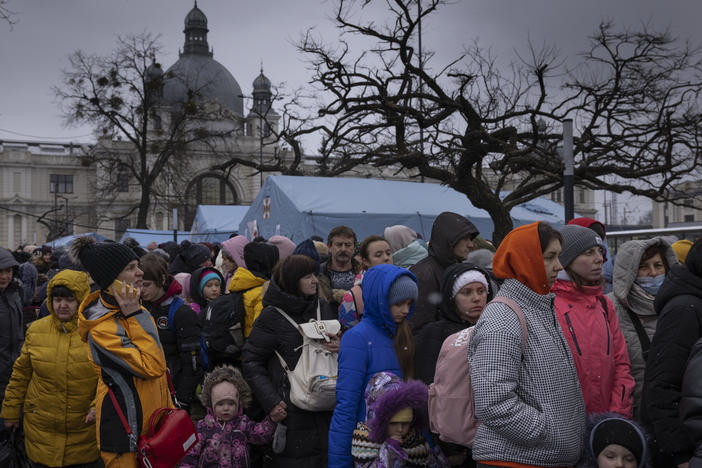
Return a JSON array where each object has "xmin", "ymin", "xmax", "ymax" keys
[{"xmin": 452, "ymin": 270, "xmax": 489, "ymax": 298}]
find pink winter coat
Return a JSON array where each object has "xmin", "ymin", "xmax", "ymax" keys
[{"xmin": 552, "ymin": 279, "xmax": 635, "ymax": 418}]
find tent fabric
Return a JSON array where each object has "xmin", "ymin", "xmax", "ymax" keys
[
  {"xmin": 238, "ymin": 175, "xmax": 576, "ymax": 242},
  {"xmin": 119, "ymin": 229, "xmax": 190, "ymax": 246},
  {"xmin": 49, "ymin": 232, "xmax": 107, "ymax": 248},
  {"xmin": 190, "ymin": 205, "xmax": 249, "ymax": 243}
]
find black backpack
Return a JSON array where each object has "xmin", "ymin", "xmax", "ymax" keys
[{"xmin": 200, "ymin": 291, "xmax": 246, "ymax": 369}]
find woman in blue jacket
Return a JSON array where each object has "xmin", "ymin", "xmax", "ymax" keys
[{"xmin": 328, "ymin": 263, "xmax": 418, "ymax": 467}]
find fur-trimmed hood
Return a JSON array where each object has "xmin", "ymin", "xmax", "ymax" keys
[
  {"xmin": 363, "ymin": 371, "xmax": 429, "ymax": 443},
  {"xmin": 199, "ymin": 365, "xmax": 252, "ymax": 410}
]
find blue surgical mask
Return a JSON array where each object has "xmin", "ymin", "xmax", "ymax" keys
[{"xmin": 636, "ymin": 274, "xmax": 665, "ymax": 296}]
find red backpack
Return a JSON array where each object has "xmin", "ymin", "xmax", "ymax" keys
[{"xmin": 427, "ymin": 296, "xmax": 528, "ymax": 447}]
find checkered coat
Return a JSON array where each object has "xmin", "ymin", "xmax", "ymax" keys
[{"xmin": 467, "ymin": 279, "xmax": 586, "ymax": 466}]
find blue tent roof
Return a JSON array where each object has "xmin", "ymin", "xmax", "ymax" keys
[
  {"xmin": 239, "ymin": 175, "xmax": 574, "ymax": 242},
  {"xmin": 49, "ymin": 232, "xmax": 107, "ymax": 248},
  {"xmin": 190, "ymin": 205, "xmax": 249, "ymax": 243},
  {"xmin": 120, "ymin": 229, "xmax": 191, "ymax": 246}
]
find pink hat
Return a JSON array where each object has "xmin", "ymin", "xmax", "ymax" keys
[
  {"xmin": 221, "ymin": 236, "xmax": 248, "ymax": 269},
  {"xmin": 268, "ymin": 235, "xmax": 296, "ymax": 261}
]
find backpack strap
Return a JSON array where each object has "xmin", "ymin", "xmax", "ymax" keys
[
  {"xmin": 273, "ymin": 306, "xmax": 303, "ymax": 334},
  {"xmin": 350, "ymin": 285, "xmax": 364, "ymax": 318},
  {"xmin": 167, "ymin": 296, "xmax": 185, "ymax": 332},
  {"xmin": 490, "ymin": 297, "xmax": 528, "ymax": 355}
]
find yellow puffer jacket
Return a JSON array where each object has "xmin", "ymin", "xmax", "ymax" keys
[
  {"xmin": 78, "ymin": 289, "xmax": 173, "ymax": 454},
  {"xmin": 0, "ymin": 270, "xmax": 99, "ymax": 466},
  {"xmin": 228, "ymin": 267, "xmax": 268, "ymax": 337}
]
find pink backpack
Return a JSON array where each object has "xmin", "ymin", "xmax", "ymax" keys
[{"xmin": 427, "ymin": 296, "xmax": 528, "ymax": 447}]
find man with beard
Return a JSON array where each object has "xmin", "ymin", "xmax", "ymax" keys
[{"xmin": 318, "ymin": 226, "xmax": 361, "ymax": 311}]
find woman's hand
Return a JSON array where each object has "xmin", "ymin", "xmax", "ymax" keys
[
  {"xmin": 323, "ymin": 332, "xmax": 341, "ymax": 353},
  {"xmin": 269, "ymin": 401, "xmax": 287, "ymax": 422},
  {"xmin": 112, "ymin": 282, "xmax": 141, "ymax": 316},
  {"xmin": 85, "ymin": 409, "xmax": 96, "ymax": 423}
]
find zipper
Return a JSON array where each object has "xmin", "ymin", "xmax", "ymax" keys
[
  {"xmin": 564, "ymin": 312, "xmax": 582, "ymax": 356},
  {"xmin": 601, "ymin": 301, "xmax": 611, "ymax": 355}
]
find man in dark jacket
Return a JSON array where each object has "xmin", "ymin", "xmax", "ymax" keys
[
  {"xmin": 643, "ymin": 238, "xmax": 702, "ymax": 467},
  {"xmin": 0, "ymin": 248, "xmax": 23, "ymax": 407},
  {"xmin": 318, "ymin": 226, "xmax": 361, "ymax": 310},
  {"xmin": 408, "ymin": 212, "xmax": 479, "ymax": 333}
]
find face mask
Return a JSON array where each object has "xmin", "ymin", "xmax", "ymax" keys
[{"xmin": 636, "ymin": 273, "xmax": 665, "ymax": 296}]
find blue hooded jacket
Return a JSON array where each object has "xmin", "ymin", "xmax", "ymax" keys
[{"xmin": 328, "ymin": 264, "xmax": 416, "ymax": 467}]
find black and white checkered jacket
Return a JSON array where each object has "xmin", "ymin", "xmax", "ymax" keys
[{"xmin": 468, "ymin": 278, "xmax": 586, "ymax": 466}]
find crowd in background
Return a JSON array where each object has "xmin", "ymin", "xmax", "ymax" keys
[{"xmin": 0, "ymin": 213, "xmax": 700, "ymax": 468}]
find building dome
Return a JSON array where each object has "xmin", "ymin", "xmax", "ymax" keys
[
  {"xmin": 253, "ymin": 71, "xmax": 271, "ymax": 91},
  {"xmin": 184, "ymin": 3, "xmax": 207, "ymax": 28},
  {"xmin": 161, "ymin": 2, "xmax": 244, "ymax": 116},
  {"xmin": 163, "ymin": 57, "xmax": 244, "ymax": 115}
]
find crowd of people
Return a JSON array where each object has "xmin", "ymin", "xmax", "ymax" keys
[{"xmin": 0, "ymin": 212, "xmax": 700, "ymax": 468}]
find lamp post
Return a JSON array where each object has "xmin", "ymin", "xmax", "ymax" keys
[{"xmin": 562, "ymin": 119, "xmax": 575, "ymax": 222}]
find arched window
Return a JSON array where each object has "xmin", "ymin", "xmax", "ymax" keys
[{"xmin": 184, "ymin": 173, "xmax": 238, "ymax": 228}]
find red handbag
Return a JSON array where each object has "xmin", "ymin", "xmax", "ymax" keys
[{"xmin": 107, "ymin": 371, "xmax": 198, "ymax": 468}]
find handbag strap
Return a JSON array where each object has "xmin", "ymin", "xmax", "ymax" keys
[
  {"xmin": 107, "ymin": 385, "xmax": 137, "ymax": 449},
  {"xmin": 626, "ymin": 307, "xmax": 651, "ymax": 360}
]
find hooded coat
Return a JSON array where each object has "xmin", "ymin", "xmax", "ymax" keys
[
  {"xmin": 0, "ymin": 247, "xmax": 23, "ymax": 405},
  {"xmin": 0, "ymin": 270, "xmax": 99, "ymax": 466},
  {"xmin": 643, "ymin": 258, "xmax": 702, "ymax": 466},
  {"xmin": 607, "ymin": 237, "xmax": 678, "ymax": 419},
  {"xmin": 221, "ymin": 235, "xmax": 249, "ymax": 289},
  {"xmin": 228, "ymin": 267, "xmax": 267, "ymax": 338},
  {"xmin": 242, "ymin": 277, "xmax": 335, "ymax": 468},
  {"xmin": 409, "ymin": 212, "xmax": 478, "ymax": 333},
  {"xmin": 328, "ymin": 264, "xmax": 417, "ymax": 468},
  {"xmin": 414, "ymin": 263, "xmax": 494, "ymax": 385},
  {"xmin": 552, "ymin": 277, "xmax": 635, "ymax": 418},
  {"xmin": 467, "ymin": 222, "xmax": 586, "ymax": 467},
  {"xmin": 77, "ymin": 289, "xmax": 173, "ymax": 454}
]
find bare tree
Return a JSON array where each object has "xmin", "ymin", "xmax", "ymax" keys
[
  {"xmin": 1, "ymin": 0, "xmax": 16, "ymax": 28},
  {"xmin": 217, "ymin": 0, "xmax": 702, "ymax": 243},
  {"xmin": 54, "ymin": 32, "xmax": 237, "ymax": 229}
]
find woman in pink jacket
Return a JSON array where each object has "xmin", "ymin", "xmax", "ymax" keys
[{"xmin": 552, "ymin": 224, "xmax": 635, "ymax": 418}]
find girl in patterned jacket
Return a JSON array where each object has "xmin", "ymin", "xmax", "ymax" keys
[{"xmin": 180, "ymin": 365, "xmax": 284, "ymax": 468}]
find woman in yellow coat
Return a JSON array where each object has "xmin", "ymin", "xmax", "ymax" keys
[{"xmin": 1, "ymin": 269, "xmax": 101, "ymax": 467}]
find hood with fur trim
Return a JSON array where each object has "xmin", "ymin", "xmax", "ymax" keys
[{"xmin": 576, "ymin": 412, "xmax": 651, "ymax": 468}]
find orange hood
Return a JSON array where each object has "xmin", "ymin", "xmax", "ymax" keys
[{"xmin": 493, "ymin": 222, "xmax": 550, "ymax": 295}]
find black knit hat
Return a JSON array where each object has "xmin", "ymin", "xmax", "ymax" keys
[
  {"xmin": 179, "ymin": 240, "xmax": 211, "ymax": 270},
  {"xmin": 559, "ymin": 224, "xmax": 603, "ymax": 268},
  {"xmin": 68, "ymin": 237, "xmax": 138, "ymax": 289},
  {"xmin": 686, "ymin": 238, "xmax": 702, "ymax": 278},
  {"xmin": 244, "ymin": 242, "xmax": 280, "ymax": 280},
  {"xmin": 590, "ymin": 417, "xmax": 646, "ymax": 466}
]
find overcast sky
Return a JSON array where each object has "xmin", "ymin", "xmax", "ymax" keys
[{"xmin": 1, "ymin": 0, "xmax": 700, "ymax": 221}]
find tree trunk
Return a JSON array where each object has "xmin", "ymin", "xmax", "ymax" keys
[
  {"xmin": 487, "ymin": 205, "xmax": 515, "ymax": 246},
  {"xmin": 135, "ymin": 186, "xmax": 151, "ymax": 229}
]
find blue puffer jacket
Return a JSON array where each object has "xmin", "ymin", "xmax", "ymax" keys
[{"xmin": 328, "ymin": 264, "xmax": 416, "ymax": 468}]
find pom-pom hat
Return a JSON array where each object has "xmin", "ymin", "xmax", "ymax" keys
[{"xmin": 69, "ymin": 237, "xmax": 137, "ymax": 290}]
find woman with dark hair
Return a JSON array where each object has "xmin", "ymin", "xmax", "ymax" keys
[
  {"xmin": 1, "ymin": 269, "xmax": 101, "ymax": 467},
  {"xmin": 552, "ymin": 225, "xmax": 635, "ymax": 418},
  {"xmin": 467, "ymin": 222, "xmax": 586, "ymax": 467},
  {"xmin": 607, "ymin": 237, "xmax": 678, "ymax": 419},
  {"xmin": 328, "ymin": 263, "xmax": 418, "ymax": 468},
  {"xmin": 243, "ymin": 254, "xmax": 340, "ymax": 468},
  {"xmin": 139, "ymin": 253, "xmax": 204, "ymax": 411},
  {"xmin": 338, "ymin": 235, "xmax": 393, "ymax": 329}
]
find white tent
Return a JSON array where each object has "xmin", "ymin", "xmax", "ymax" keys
[{"xmin": 190, "ymin": 205, "xmax": 250, "ymax": 242}]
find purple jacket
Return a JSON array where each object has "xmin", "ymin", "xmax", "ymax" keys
[{"xmin": 180, "ymin": 408, "xmax": 276, "ymax": 468}]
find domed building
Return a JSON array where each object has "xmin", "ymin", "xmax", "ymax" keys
[{"xmin": 93, "ymin": 2, "xmax": 281, "ymax": 236}]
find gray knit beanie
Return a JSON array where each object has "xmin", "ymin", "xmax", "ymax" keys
[
  {"xmin": 559, "ymin": 224, "xmax": 603, "ymax": 268},
  {"xmin": 387, "ymin": 274, "xmax": 418, "ymax": 305}
]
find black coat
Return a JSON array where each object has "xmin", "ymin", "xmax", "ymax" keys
[
  {"xmin": 242, "ymin": 278, "xmax": 335, "ymax": 468},
  {"xmin": 409, "ymin": 212, "xmax": 478, "ymax": 334},
  {"xmin": 681, "ymin": 337, "xmax": 702, "ymax": 466},
  {"xmin": 0, "ymin": 278, "xmax": 23, "ymax": 405},
  {"xmin": 144, "ymin": 278, "xmax": 203, "ymax": 405},
  {"xmin": 415, "ymin": 263, "xmax": 494, "ymax": 385},
  {"xmin": 642, "ymin": 264, "xmax": 702, "ymax": 466}
]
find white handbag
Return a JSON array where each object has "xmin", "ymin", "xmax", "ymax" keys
[{"xmin": 274, "ymin": 302, "xmax": 340, "ymax": 412}]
